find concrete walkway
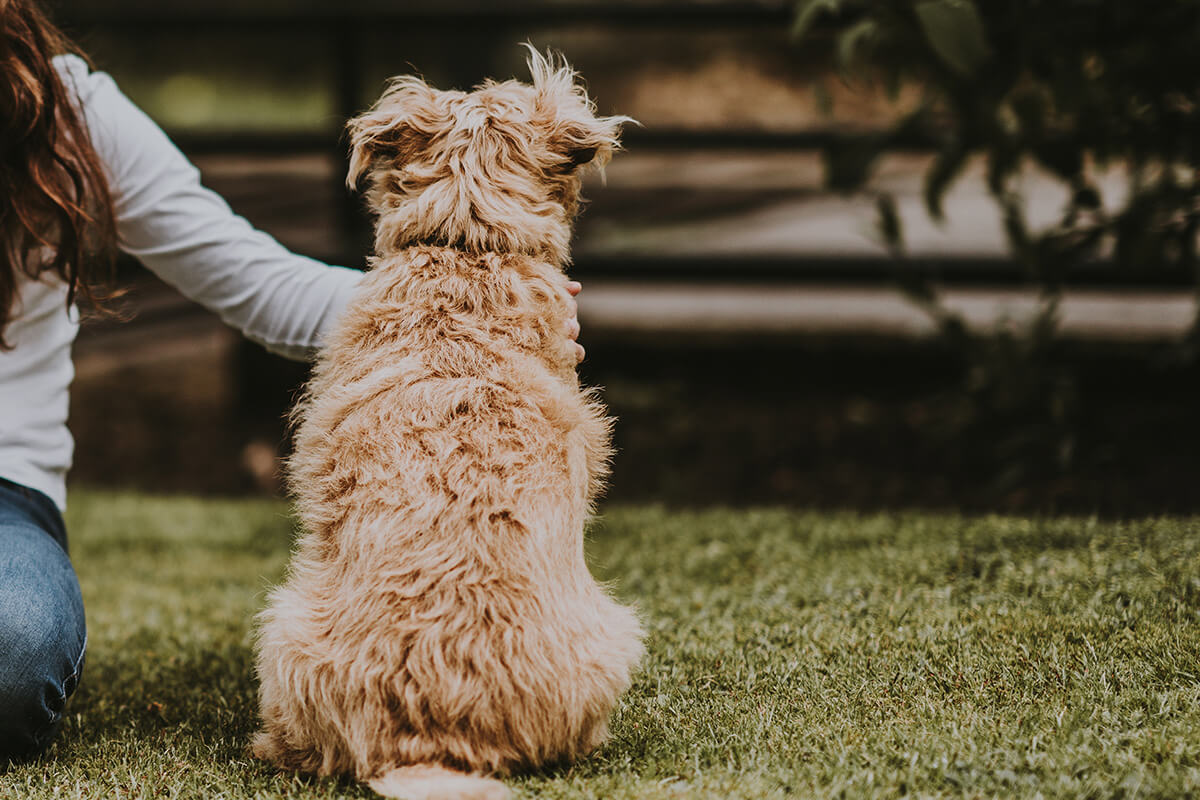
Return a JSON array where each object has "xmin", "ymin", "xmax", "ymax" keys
[
  {"xmin": 577, "ymin": 281, "xmax": 1196, "ymax": 341},
  {"xmin": 581, "ymin": 150, "xmax": 1131, "ymax": 262}
]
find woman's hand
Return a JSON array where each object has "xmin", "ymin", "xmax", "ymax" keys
[{"xmin": 566, "ymin": 281, "xmax": 584, "ymax": 363}]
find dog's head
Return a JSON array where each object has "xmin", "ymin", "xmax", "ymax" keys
[{"xmin": 347, "ymin": 46, "xmax": 632, "ymax": 265}]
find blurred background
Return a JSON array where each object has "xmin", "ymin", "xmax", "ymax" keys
[{"xmin": 55, "ymin": 0, "xmax": 1200, "ymax": 515}]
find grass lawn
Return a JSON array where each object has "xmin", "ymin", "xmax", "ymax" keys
[{"xmin": 2, "ymin": 493, "xmax": 1199, "ymax": 798}]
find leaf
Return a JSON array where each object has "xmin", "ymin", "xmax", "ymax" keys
[
  {"xmin": 1033, "ymin": 138, "xmax": 1084, "ymax": 182},
  {"xmin": 791, "ymin": 0, "xmax": 842, "ymax": 40},
  {"xmin": 1008, "ymin": 87, "xmax": 1048, "ymax": 140},
  {"xmin": 914, "ymin": 0, "xmax": 992, "ymax": 77},
  {"xmin": 1000, "ymin": 194, "xmax": 1034, "ymax": 266},
  {"xmin": 986, "ymin": 145, "xmax": 1021, "ymax": 197},
  {"xmin": 823, "ymin": 136, "xmax": 884, "ymax": 193},
  {"xmin": 924, "ymin": 143, "xmax": 969, "ymax": 219},
  {"xmin": 837, "ymin": 18, "xmax": 880, "ymax": 72},
  {"xmin": 875, "ymin": 193, "xmax": 904, "ymax": 252}
]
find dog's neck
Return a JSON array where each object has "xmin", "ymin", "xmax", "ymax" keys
[{"xmin": 405, "ymin": 236, "xmax": 563, "ymax": 266}]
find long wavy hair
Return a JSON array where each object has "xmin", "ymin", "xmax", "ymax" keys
[{"xmin": 0, "ymin": 0, "xmax": 116, "ymax": 346}]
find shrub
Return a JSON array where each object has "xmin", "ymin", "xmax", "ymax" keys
[{"xmin": 793, "ymin": 0, "xmax": 1200, "ymax": 496}]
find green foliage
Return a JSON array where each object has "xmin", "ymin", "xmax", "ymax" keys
[
  {"xmin": 802, "ymin": 0, "xmax": 1200, "ymax": 282},
  {"xmin": 794, "ymin": 0, "xmax": 1200, "ymax": 493},
  {"xmin": 3, "ymin": 494, "xmax": 1200, "ymax": 798},
  {"xmin": 799, "ymin": 1, "xmax": 1200, "ymax": 223},
  {"xmin": 912, "ymin": 1, "xmax": 991, "ymax": 77}
]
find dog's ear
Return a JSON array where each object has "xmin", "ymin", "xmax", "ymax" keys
[
  {"xmin": 548, "ymin": 127, "xmax": 611, "ymax": 174},
  {"xmin": 346, "ymin": 76, "xmax": 446, "ymax": 190},
  {"xmin": 546, "ymin": 116, "xmax": 638, "ymax": 175},
  {"xmin": 564, "ymin": 145, "xmax": 598, "ymax": 170},
  {"xmin": 523, "ymin": 44, "xmax": 634, "ymax": 175}
]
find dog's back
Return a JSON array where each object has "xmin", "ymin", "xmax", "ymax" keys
[{"xmin": 253, "ymin": 245, "xmax": 644, "ymax": 791}]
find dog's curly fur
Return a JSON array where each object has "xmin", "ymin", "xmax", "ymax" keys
[{"xmin": 251, "ymin": 49, "xmax": 644, "ymax": 800}]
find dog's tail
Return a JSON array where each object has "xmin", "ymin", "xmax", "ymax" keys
[{"xmin": 367, "ymin": 764, "xmax": 508, "ymax": 800}]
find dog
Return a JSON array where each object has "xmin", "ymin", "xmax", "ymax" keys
[{"xmin": 251, "ymin": 47, "xmax": 645, "ymax": 800}]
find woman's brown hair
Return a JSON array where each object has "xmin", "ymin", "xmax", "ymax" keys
[{"xmin": 0, "ymin": 0, "xmax": 117, "ymax": 346}]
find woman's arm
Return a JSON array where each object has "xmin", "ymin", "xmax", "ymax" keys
[
  {"xmin": 57, "ymin": 55, "xmax": 362, "ymax": 361},
  {"xmin": 58, "ymin": 55, "xmax": 585, "ymax": 364}
]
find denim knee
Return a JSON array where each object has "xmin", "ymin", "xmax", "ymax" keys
[
  {"xmin": 0, "ymin": 604, "xmax": 86, "ymax": 760},
  {"xmin": 0, "ymin": 513, "xmax": 86, "ymax": 761}
]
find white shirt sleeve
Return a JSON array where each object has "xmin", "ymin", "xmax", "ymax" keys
[{"xmin": 56, "ymin": 55, "xmax": 363, "ymax": 361}]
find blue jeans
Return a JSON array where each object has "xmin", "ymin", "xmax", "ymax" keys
[{"xmin": 0, "ymin": 478, "xmax": 86, "ymax": 761}]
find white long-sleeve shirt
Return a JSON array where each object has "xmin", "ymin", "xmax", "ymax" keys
[{"xmin": 0, "ymin": 55, "xmax": 363, "ymax": 509}]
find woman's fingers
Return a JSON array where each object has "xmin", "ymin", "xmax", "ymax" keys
[
  {"xmin": 566, "ymin": 280, "xmax": 584, "ymax": 362},
  {"xmin": 566, "ymin": 283, "xmax": 579, "ymax": 317}
]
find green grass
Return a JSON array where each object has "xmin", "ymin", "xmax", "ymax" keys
[{"xmin": 3, "ymin": 494, "xmax": 1200, "ymax": 798}]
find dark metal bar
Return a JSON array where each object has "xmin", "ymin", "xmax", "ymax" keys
[
  {"xmin": 560, "ymin": 256, "xmax": 1200, "ymax": 289},
  {"xmin": 168, "ymin": 128, "xmax": 938, "ymax": 156},
  {"xmin": 331, "ymin": 21, "xmax": 371, "ymax": 253},
  {"xmin": 60, "ymin": 2, "xmax": 794, "ymax": 31}
]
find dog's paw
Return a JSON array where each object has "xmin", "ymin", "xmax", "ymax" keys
[
  {"xmin": 250, "ymin": 729, "xmax": 321, "ymax": 773},
  {"xmin": 250, "ymin": 730, "xmax": 282, "ymax": 763}
]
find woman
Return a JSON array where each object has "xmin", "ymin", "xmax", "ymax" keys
[{"xmin": 0, "ymin": 0, "xmax": 584, "ymax": 759}]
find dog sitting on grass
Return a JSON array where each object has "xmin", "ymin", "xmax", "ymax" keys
[{"xmin": 251, "ymin": 48, "xmax": 645, "ymax": 800}]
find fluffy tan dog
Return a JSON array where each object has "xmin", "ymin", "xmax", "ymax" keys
[{"xmin": 251, "ymin": 48, "xmax": 644, "ymax": 800}]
